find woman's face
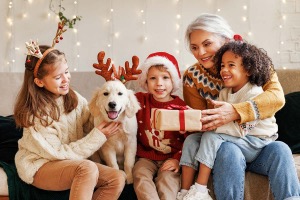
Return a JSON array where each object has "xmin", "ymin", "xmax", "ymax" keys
[{"xmin": 189, "ymin": 29, "xmax": 227, "ymax": 69}]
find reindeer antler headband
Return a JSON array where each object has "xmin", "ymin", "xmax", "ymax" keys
[{"xmin": 93, "ymin": 51, "xmax": 142, "ymax": 84}]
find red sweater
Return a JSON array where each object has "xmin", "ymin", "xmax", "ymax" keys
[{"xmin": 135, "ymin": 92, "xmax": 188, "ymax": 161}]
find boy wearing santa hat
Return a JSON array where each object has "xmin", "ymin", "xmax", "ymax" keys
[{"xmin": 133, "ymin": 52, "xmax": 188, "ymax": 200}]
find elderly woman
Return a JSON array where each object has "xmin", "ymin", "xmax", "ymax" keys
[{"xmin": 177, "ymin": 13, "xmax": 300, "ymax": 200}]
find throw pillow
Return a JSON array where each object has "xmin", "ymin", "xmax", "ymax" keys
[{"xmin": 276, "ymin": 92, "xmax": 300, "ymax": 153}]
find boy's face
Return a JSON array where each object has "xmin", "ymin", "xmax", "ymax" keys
[
  {"xmin": 34, "ymin": 58, "xmax": 71, "ymax": 98},
  {"xmin": 146, "ymin": 66, "xmax": 173, "ymax": 102},
  {"xmin": 220, "ymin": 51, "xmax": 249, "ymax": 93}
]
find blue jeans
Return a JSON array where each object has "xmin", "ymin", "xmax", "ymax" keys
[
  {"xmin": 180, "ymin": 133, "xmax": 300, "ymax": 200},
  {"xmin": 198, "ymin": 132, "xmax": 271, "ymax": 168}
]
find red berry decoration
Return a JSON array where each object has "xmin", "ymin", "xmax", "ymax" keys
[
  {"xmin": 26, "ymin": 59, "xmax": 31, "ymax": 63},
  {"xmin": 60, "ymin": 36, "xmax": 63, "ymax": 40},
  {"xmin": 56, "ymin": 40, "xmax": 59, "ymax": 43}
]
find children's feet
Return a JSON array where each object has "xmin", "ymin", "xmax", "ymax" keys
[
  {"xmin": 176, "ymin": 191, "xmax": 186, "ymax": 200},
  {"xmin": 183, "ymin": 185, "xmax": 213, "ymax": 200}
]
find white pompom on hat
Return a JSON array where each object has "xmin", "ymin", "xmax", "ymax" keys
[{"xmin": 138, "ymin": 52, "xmax": 181, "ymax": 92}]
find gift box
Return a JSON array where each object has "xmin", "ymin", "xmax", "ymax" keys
[{"xmin": 150, "ymin": 108, "xmax": 202, "ymax": 131}]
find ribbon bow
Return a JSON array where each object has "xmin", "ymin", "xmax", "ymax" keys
[{"xmin": 233, "ymin": 34, "xmax": 243, "ymax": 41}]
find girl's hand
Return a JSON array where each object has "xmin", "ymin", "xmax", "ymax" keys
[
  {"xmin": 201, "ymin": 100, "xmax": 240, "ymax": 131},
  {"xmin": 96, "ymin": 122, "xmax": 120, "ymax": 138},
  {"xmin": 160, "ymin": 159, "xmax": 180, "ymax": 173}
]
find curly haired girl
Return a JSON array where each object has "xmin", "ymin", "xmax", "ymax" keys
[{"xmin": 181, "ymin": 40, "xmax": 278, "ymax": 200}]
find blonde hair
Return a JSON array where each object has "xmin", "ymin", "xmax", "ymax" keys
[{"xmin": 14, "ymin": 45, "xmax": 78, "ymax": 128}]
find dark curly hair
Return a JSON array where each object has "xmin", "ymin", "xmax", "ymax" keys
[{"xmin": 214, "ymin": 41, "xmax": 274, "ymax": 86}]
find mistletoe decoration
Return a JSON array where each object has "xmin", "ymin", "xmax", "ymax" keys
[{"xmin": 49, "ymin": 0, "xmax": 82, "ymax": 46}]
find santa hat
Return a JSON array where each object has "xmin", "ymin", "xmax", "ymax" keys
[{"xmin": 138, "ymin": 52, "xmax": 181, "ymax": 92}]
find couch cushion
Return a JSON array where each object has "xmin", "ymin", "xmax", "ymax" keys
[
  {"xmin": 276, "ymin": 92, "xmax": 300, "ymax": 153},
  {"xmin": 0, "ymin": 115, "xmax": 23, "ymax": 164}
]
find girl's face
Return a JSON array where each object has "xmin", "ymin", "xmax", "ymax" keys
[
  {"xmin": 189, "ymin": 29, "xmax": 227, "ymax": 69},
  {"xmin": 146, "ymin": 66, "xmax": 174, "ymax": 102},
  {"xmin": 220, "ymin": 51, "xmax": 249, "ymax": 93},
  {"xmin": 35, "ymin": 58, "xmax": 71, "ymax": 98}
]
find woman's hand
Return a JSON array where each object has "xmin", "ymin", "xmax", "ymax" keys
[
  {"xmin": 97, "ymin": 122, "xmax": 120, "ymax": 138},
  {"xmin": 160, "ymin": 159, "xmax": 180, "ymax": 173},
  {"xmin": 201, "ymin": 100, "xmax": 240, "ymax": 131}
]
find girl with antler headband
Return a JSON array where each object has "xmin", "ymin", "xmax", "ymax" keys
[{"xmin": 14, "ymin": 41, "xmax": 126, "ymax": 200}]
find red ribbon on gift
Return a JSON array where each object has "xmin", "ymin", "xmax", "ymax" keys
[
  {"xmin": 179, "ymin": 110, "xmax": 185, "ymax": 131},
  {"xmin": 153, "ymin": 108, "xmax": 187, "ymax": 131}
]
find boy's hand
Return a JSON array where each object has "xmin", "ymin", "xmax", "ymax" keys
[{"xmin": 160, "ymin": 158, "xmax": 180, "ymax": 173}]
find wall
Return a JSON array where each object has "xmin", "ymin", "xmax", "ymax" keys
[{"xmin": 0, "ymin": 0, "xmax": 300, "ymax": 73}]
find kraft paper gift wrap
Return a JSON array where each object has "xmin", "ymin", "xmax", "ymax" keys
[{"xmin": 150, "ymin": 109, "xmax": 202, "ymax": 131}]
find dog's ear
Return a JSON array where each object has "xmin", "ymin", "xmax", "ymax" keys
[
  {"xmin": 125, "ymin": 89, "xmax": 141, "ymax": 118},
  {"xmin": 89, "ymin": 89, "xmax": 101, "ymax": 117}
]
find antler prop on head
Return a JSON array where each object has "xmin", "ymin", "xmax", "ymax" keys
[
  {"xmin": 25, "ymin": 21, "xmax": 68, "ymax": 78},
  {"xmin": 93, "ymin": 51, "xmax": 142, "ymax": 84}
]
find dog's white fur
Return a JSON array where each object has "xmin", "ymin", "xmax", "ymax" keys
[{"xmin": 89, "ymin": 80, "xmax": 140, "ymax": 184}]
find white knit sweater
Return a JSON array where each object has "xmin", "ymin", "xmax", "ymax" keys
[
  {"xmin": 216, "ymin": 82, "xmax": 278, "ymax": 139},
  {"xmin": 15, "ymin": 92, "xmax": 107, "ymax": 184}
]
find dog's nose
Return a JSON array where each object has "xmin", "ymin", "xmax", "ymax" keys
[{"xmin": 108, "ymin": 101, "xmax": 117, "ymax": 109}]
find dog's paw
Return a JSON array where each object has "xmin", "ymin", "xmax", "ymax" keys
[{"xmin": 126, "ymin": 173, "xmax": 133, "ymax": 184}]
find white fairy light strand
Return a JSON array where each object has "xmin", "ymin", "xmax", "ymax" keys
[
  {"xmin": 142, "ymin": 0, "xmax": 148, "ymax": 42},
  {"xmin": 175, "ymin": 0, "xmax": 183, "ymax": 65},
  {"xmin": 6, "ymin": 0, "xmax": 15, "ymax": 72},
  {"xmin": 73, "ymin": 0, "xmax": 79, "ymax": 71}
]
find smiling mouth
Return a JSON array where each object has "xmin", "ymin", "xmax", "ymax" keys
[{"xmin": 106, "ymin": 109, "xmax": 122, "ymax": 120}]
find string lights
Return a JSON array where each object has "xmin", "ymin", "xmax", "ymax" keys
[
  {"xmin": 5, "ymin": 0, "xmax": 15, "ymax": 72},
  {"xmin": 3, "ymin": 0, "xmax": 300, "ymax": 72}
]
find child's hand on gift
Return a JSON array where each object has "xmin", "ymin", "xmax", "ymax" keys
[{"xmin": 160, "ymin": 158, "xmax": 180, "ymax": 173}]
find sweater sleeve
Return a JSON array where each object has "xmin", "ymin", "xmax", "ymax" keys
[
  {"xmin": 20, "ymin": 126, "xmax": 107, "ymax": 161},
  {"xmin": 232, "ymin": 72, "xmax": 285, "ymax": 124},
  {"xmin": 183, "ymin": 71, "xmax": 207, "ymax": 110}
]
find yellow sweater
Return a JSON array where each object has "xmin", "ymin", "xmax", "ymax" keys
[
  {"xmin": 183, "ymin": 63, "xmax": 285, "ymax": 123},
  {"xmin": 15, "ymin": 92, "xmax": 107, "ymax": 184}
]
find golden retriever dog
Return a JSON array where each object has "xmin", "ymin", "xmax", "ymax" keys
[{"xmin": 89, "ymin": 80, "xmax": 140, "ymax": 184}]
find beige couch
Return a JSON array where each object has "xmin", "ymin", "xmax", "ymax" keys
[{"xmin": 0, "ymin": 69, "xmax": 300, "ymax": 200}]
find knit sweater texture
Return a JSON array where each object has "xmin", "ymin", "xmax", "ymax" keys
[
  {"xmin": 215, "ymin": 82, "xmax": 278, "ymax": 139},
  {"xmin": 135, "ymin": 92, "xmax": 187, "ymax": 161},
  {"xmin": 183, "ymin": 63, "xmax": 285, "ymax": 124},
  {"xmin": 15, "ymin": 92, "xmax": 107, "ymax": 184}
]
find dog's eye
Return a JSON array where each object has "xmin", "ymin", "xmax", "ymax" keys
[
  {"xmin": 103, "ymin": 92, "xmax": 109, "ymax": 96},
  {"xmin": 118, "ymin": 92, "xmax": 123, "ymax": 96}
]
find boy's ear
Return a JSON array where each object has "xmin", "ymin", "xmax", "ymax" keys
[{"xmin": 34, "ymin": 78, "xmax": 44, "ymax": 87}]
